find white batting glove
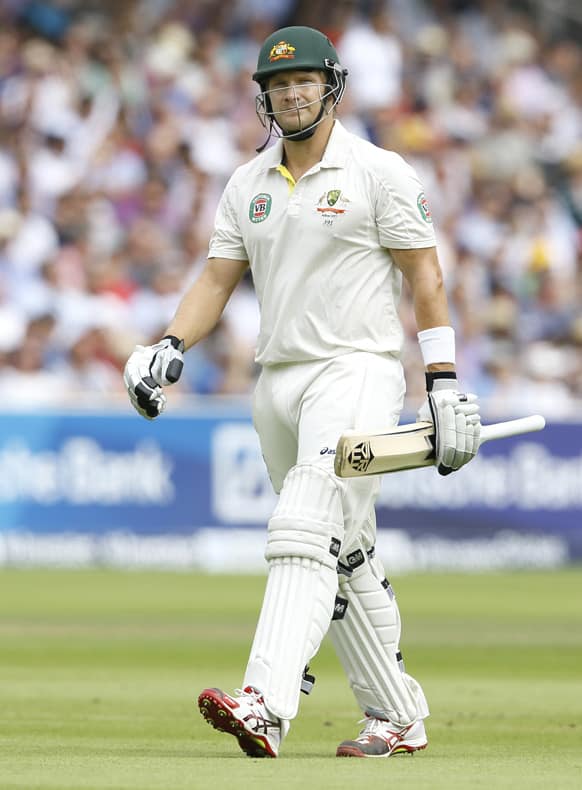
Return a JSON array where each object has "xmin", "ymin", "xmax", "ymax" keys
[
  {"xmin": 417, "ymin": 372, "xmax": 481, "ymax": 476},
  {"xmin": 124, "ymin": 335, "xmax": 184, "ymax": 420}
]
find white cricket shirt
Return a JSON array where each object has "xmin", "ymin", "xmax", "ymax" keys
[{"xmin": 208, "ymin": 120, "xmax": 436, "ymax": 366}]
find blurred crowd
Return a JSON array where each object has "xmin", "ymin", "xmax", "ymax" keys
[{"xmin": 0, "ymin": 0, "xmax": 581, "ymax": 418}]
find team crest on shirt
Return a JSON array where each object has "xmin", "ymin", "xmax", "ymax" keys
[
  {"xmin": 269, "ymin": 41, "xmax": 296, "ymax": 62},
  {"xmin": 326, "ymin": 189, "xmax": 341, "ymax": 206},
  {"xmin": 316, "ymin": 189, "xmax": 350, "ymax": 226},
  {"xmin": 417, "ymin": 192, "xmax": 432, "ymax": 223},
  {"xmin": 249, "ymin": 193, "xmax": 272, "ymax": 223}
]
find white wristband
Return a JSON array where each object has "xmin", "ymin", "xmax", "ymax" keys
[{"xmin": 417, "ymin": 326, "xmax": 456, "ymax": 366}]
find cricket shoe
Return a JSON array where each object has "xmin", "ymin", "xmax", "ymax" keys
[
  {"xmin": 336, "ymin": 715, "xmax": 427, "ymax": 758},
  {"xmin": 198, "ymin": 686, "xmax": 287, "ymax": 758}
]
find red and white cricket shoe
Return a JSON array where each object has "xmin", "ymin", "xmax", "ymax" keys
[
  {"xmin": 336, "ymin": 715, "xmax": 427, "ymax": 758},
  {"xmin": 198, "ymin": 686, "xmax": 288, "ymax": 758}
]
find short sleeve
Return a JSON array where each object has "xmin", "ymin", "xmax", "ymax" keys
[
  {"xmin": 208, "ymin": 178, "xmax": 248, "ymax": 261},
  {"xmin": 375, "ymin": 154, "xmax": 437, "ymax": 250}
]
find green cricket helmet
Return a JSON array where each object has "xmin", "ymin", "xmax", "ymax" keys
[
  {"xmin": 253, "ymin": 26, "xmax": 348, "ymax": 148},
  {"xmin": 253, "ymin": 26, "xmax": 344, "ymax": 85}
]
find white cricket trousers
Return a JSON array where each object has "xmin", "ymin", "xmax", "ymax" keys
[{"xmin": 253, "ymin": 351, "xmax": 405, "ymax": 555}]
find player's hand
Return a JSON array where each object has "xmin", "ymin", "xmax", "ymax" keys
[
  {"xmin": 417, "ymin": 372, "xmax": 481, "ymax": 476},
  {"xmin": 124, "ymin": 335, "xmax": 184, "ymax": 419}
]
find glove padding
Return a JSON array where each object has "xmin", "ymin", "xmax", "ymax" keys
[
  {"xmin": 417, "ymin": 373, "xmax": 481, "ymax": 476},
  {"xmin": 124, "ymin": 335, "xmax": 184, "ymax": 419}
]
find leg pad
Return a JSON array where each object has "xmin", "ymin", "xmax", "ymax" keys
[
  {"xmin": 244, "ymin": 464, "xmax": 344, "ymax": 720},
  {"xmin": 330, "ymin": 552, "xmax": 428, "ymax": 725}
]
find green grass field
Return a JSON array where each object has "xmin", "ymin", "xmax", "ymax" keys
[{"xmin": 1, "ymin": 568, "xmax": 581, "ymax": 790}]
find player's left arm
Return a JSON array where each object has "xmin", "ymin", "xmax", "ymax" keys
[
  {"xmin": 391, "ymin": 246, "xmax": 449, "ymax": 348},
  {"xmin": 392, "ymin": 245, "xmax": 481, "ymax": 475}
]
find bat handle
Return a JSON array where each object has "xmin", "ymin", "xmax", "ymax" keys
[{"xmin": 479, "ymin": 414, "xmax": 546, "ymax": 446}]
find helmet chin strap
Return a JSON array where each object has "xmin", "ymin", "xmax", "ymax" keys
[
  {"xmin": 256, "ymin": 99, "xmax": 328, "ymax": 152},
  {"xmin": 281, "ymin": 103, "xmax": 326, "ymax": 142}
]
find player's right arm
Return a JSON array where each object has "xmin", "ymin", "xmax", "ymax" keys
[
  {"xmin": 124, "ymin": 257, "xmax": 248, "ymax": 419},
  {"xmin": 166, "ymin": 257, "xmax": 249, "ymax": 349}
]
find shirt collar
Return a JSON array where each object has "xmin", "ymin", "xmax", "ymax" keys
[
  {"xmin": 262, "ymin": 138, "xmax": 285, "ymax": 172},
  {"xmin": 261, "ymin": 119, "xmax": 350, "ymax": 173},
  {"xmin": 320, "ymin": 120, "xmax": 350, "ymax": 169}
]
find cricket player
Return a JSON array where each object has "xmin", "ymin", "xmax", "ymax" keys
[{"xmin": 124, "ymin": 26, "xmax": 481, "ymax": 758}]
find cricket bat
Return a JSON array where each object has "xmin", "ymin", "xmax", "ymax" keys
[{"xmin": 334, "ymin": 415, "xmax": 546, "ymax": 478}]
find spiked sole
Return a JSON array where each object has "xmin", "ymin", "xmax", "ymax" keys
[
  {"xmin": 198, "ymin": 688, "xmax": 276, "ymax": 758},
  {"xmin": 336, "ymin": 741, "xmax": 427, "ymax": 758}
]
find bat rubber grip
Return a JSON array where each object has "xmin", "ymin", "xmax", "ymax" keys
[{"xmin": 479, "ymin": 415, "xmax": 545, "ymax": 445}]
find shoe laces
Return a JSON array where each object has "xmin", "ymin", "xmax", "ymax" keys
[
  {"xmin": 357, "ymin": 716, "xmax": 386, "ymax": 737},
  {"xmin": 235, "ymin": 687, "xmax": 281, "ymax": 733},
  {"xmin": 357, "ymin": 715, "xmax": 409, "ymax": 739},
  {"xmin": 235, "ymin": 686, "xmax": 264, "ymax": 704}
]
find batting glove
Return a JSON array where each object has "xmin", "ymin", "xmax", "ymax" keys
[
  {"xmin": 124, "ymin": 335, "xmax": 184, "ymax": 420},
  {"xmin": 417, "ymin": 371, "xmax": 481, "ymax": 476}
]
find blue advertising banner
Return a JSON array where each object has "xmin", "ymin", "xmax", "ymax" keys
[
  {"xmin": 0, "ymin": 408, "xmax": 254, "ymax": 533},
  {"xmin": 0, "ymin": 406, "xmax": 580, "ymax": 568},
  {"xmin": 376, "ymin": 423, "xmax": 582, "ymax": 542}
]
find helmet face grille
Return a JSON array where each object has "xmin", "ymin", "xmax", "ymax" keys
[
  {"xmin": 255, "ymin": 69, "xmax": 346, "ymax": 141},
  {"xmin": 256, "ymin": 70, "xmax": 345, "ymax": 128}
]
